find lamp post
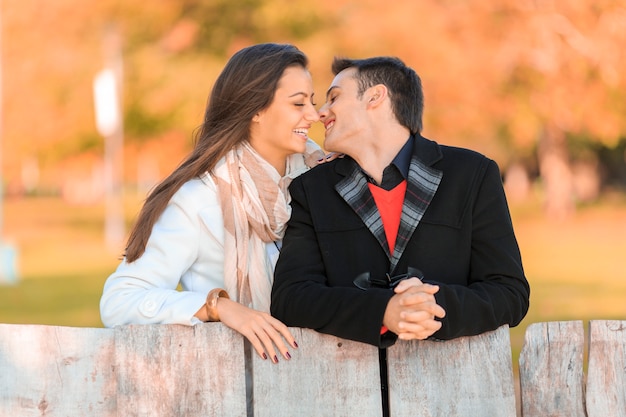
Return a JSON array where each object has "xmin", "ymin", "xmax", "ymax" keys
[
  {"xmin": 0, "ymin": 3, "xmax": 19, "ymax": 284},
  {"xmin": 93, "ymin": 25, "xmax": 124, "ymax": 250}
]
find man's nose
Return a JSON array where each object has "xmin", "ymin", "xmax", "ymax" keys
[{"xmin": 318, "ymin": 102, "xmax": 328, "ymax": 119}]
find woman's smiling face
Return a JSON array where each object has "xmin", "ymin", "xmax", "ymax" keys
[{"xmin": 249, "ymin": 65, "xmax": 319, "ymax": 174}]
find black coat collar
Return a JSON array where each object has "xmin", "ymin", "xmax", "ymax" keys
[{"xmin": 334, "ymin": 134, "xmax": 443, "ymax": 177}]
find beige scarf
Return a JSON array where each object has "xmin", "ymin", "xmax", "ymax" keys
[{"xmin": 211, "ymin": 139, "xmax": 324, "ymax": 312}]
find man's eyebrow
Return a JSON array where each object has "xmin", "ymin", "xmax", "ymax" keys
[{"xmin": 325, "ymin": 86, "xmax": 339, "ymax": 100}]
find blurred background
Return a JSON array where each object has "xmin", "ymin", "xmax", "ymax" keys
[{"xmin": 0, "ymin": 0, "xmax": 625, "ymax": 373}]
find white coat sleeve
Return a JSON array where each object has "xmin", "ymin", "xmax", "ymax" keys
[{"xmin": 100, "ymin": 183, "xmax": 217, "ymax": 327}]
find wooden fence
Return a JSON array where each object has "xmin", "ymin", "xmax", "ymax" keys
[{"xmin": 0, "ymin": 320, "xmax": 624, "ymax": 416}]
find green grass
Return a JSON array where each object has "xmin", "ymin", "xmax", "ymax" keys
[
  {"xmin": 0, "ymin": 272, "xmax": 108, "ymax": 327},
  {"xmin": 1, "ymin": 193, "xmax": 625, "ymax": 357},
  {"xmin": 507, "ymin": 192, "xmax": 626, "ymax": 366},
  {"xmin": 0, "ymin": 195, "xmax": 123, "ymax": 327}
]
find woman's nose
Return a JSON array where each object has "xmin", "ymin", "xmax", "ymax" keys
[{"xmin": 305, "ymin": 104, "xmax": 320, "ymax": 122}]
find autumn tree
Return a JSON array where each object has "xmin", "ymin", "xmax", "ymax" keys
[
  {"xmin": 490, "ymin": 1, "xmax": 626, "ymax": 216},
  {"xmin": 313, "ymin": 0, "xmax": 626, "ymax": 216},
  {"xmin": 3, "ymin": 0, "xmax": 625, "ymax": 212}
]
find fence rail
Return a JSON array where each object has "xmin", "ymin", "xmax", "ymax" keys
[{"xmin": 0, "ymin": 320, "xmax": 624, "ymax": 416}]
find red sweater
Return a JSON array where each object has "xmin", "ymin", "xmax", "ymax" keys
[
  {"xmin": 367, "ymin": 180, "xmax": 407, "ymax": 254},
  {"xmin": 368, "ymin": 180, "xmax": 407, "ymax": 335}
]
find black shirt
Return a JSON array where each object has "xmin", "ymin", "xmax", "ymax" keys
[{"xmin": 363, "ymin": 136, "xmax": 413, "ymax": 191}]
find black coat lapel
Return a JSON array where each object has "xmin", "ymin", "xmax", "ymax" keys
[
  {"xmin": 335, "ymin": 159, "xmax": 391, "ymax": 258},
  {"xmin": 390, "ymin": 153, "xmax": 442, "ymax": 272},
  {"xmin": 334, "ymin": 136, "xmax": 443, "ymax": 269}
]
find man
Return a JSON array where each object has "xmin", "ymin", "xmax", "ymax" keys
[{"xmin": 271, "ymin": 56, "xmax": 530, "ymax": 348}]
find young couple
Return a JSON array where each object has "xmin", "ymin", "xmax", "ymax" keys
[{"xmin": 100, "ymin": 43, "xmax": 530, "ymax": 362}]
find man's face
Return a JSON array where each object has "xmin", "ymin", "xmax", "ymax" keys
[{"xmin": 318, "ymin": 68, "xmax": 369, "ymax": 154}]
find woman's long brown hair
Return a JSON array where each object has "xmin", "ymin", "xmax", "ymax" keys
[{"xmin": 124, "ymin": 43, "xmax": 308, "ymax": 262}]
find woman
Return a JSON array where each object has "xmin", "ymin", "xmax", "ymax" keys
[{"xmin": 100, "ymin": 43, "xmax": 323, "ymax": 363}]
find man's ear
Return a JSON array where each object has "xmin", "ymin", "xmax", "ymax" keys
[{"xmin": 366, "ymin": 84, "xmax": 388, "ymax": 109}]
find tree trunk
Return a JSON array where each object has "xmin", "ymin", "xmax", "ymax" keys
[{"xmin": 538, "ymin": 124, "xmax": 575, "ymax": 219}]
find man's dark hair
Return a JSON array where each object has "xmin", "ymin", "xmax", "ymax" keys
[{"xmin": 332, "ymin": 57, "xmax": 424, "ymax": 134}]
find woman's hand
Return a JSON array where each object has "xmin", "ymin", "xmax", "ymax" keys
[
  {"xmin": 217, "ymin": 298, "xmax": 298, "ymax": 363},
  {"xmin": 317, "ymin": 152, "xmax": 344, "ymax": 164}
]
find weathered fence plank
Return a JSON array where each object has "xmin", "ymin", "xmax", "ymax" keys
[
  {"xmin": 586, "ymin": 320, "xmax": 626, "ymax": 417},
  {"xmin": 6, "ymin": 321, "xmax": 624, "ymax": 416},
  {"xmin": 519, "ymin": 321, "xmax": 585, "ymax": 417},
  {"xmin": 387, "ymin": 325, "xmax": 516, "ymax": 417},
  {"xmin": 0, "ymin": 323, "xmax": 115, "ymax": 416},
  {"xmin": 114, "ymin": 323, "xmax": 247, "ymax": 417},
  {"xmin": 252, "ymin": 327, "xmax": 382, "ymax": 417}
]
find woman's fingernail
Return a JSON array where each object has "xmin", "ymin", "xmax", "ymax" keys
[
  {"xmin": 293, "ymin": 341, "xmax": 299, "ymax": 348},
  {"xmin": 317, "ymin": 158, "xmax": 324, "ymax": 162},
  {"xmin": 273, "ymin": 355, "xmax": 279, "ymax": 364},
  {"xmin": 262, "ymin": 353, "xmax": 268, "ymax": 360},
  {"xmin": 286, "ymin": 352, "xmax": 291, "ymax": 359}
]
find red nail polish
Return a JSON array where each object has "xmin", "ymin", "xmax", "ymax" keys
[
  {"xmin": 273, "ymin": 355, "xmax": 278, "ymax": 363},
  {"xmin": 262, "ymin": 353, "xmax": 268, "ymax": 360},
  {"xmin": 293, "ymin": 341, "xmax": 299, "ymax": 348},
  {"xmin": 286, "ymin": 352, "xmax": 291, "ymax": 359}
]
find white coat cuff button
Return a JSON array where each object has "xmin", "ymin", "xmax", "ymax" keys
[{"xmin": 140, "ymin": 299, "xmax": 158, "ymax": 317}]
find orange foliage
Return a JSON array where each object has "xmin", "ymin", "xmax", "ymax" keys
[{"xmin": 2, "ymin": 0, "xmax": 625, "ymax": 197}]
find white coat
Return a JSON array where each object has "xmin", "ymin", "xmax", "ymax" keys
[{"xmin": 99, "ymin": 172, "xmax": 280, "ymax": 327}]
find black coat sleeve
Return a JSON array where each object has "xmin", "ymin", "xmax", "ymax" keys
[{"xmin": 424, "ymin": 158, "xmax": 530, "ymax": 340}]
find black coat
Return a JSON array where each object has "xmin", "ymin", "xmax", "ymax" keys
[{"xmin": 271, "ymin": 135, "xmax": 530, "ymax": 347}]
